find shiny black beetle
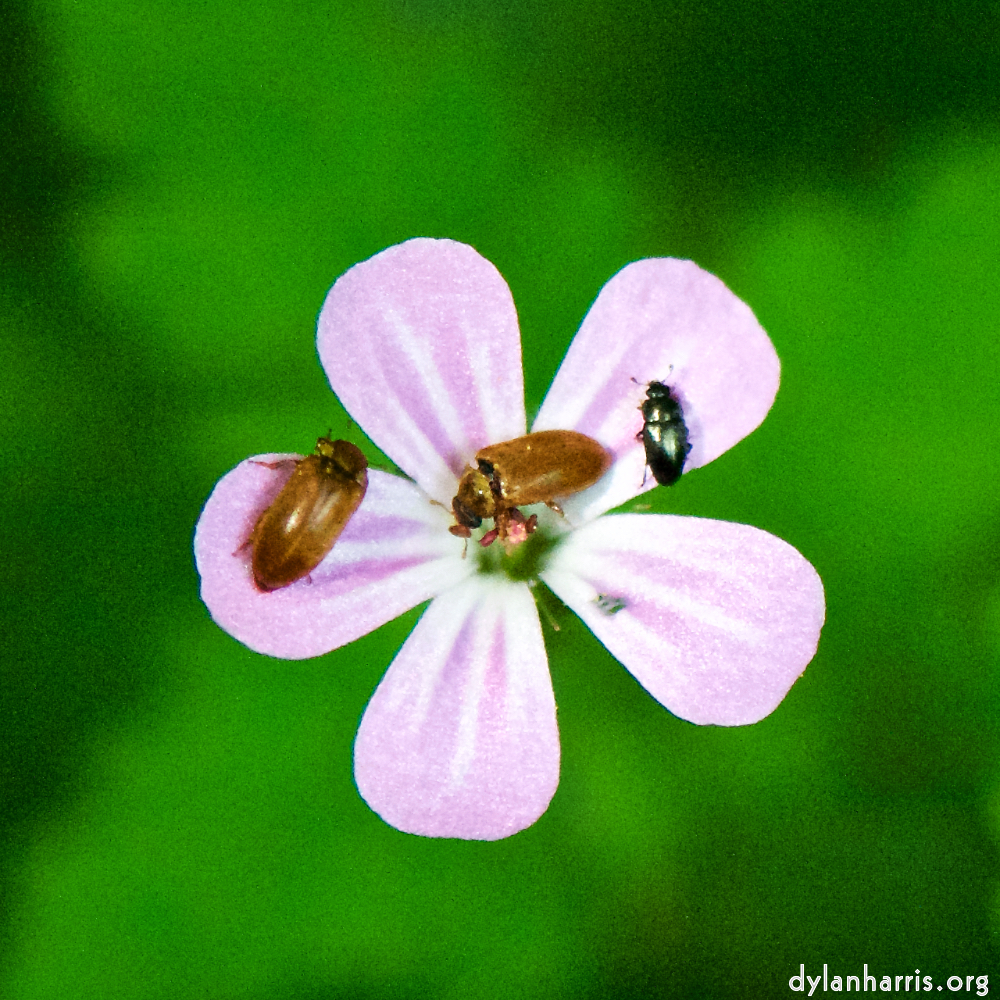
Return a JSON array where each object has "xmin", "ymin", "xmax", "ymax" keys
[{"xmin": 638, "ymin": 381, "xmax": 691, "ymax": 486}]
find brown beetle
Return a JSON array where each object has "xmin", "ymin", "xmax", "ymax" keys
[
  {"xmin": 248, "ymin": 437, "xmax": 368, "ymax": 591},
  {"xmin": 450, "ymin": 430, "xmax": 612, "ymax": 546}
]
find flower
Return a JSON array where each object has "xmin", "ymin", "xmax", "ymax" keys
[{"xmin": 194, "ymin": 238, "xmax": 825, "ymax": 841}]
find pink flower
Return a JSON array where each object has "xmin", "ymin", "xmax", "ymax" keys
[{"xmin": 194, "ymin": 239, "xmax": 825, "ymax": 841}]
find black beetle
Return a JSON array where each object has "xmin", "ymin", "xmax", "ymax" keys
[{"xmin": 638, "ymin": 381, "xmax": 691, "ymax": 487}]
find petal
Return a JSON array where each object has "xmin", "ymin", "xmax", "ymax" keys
[
  {"xmin": 533, "ymin": 258, "xmax": 780, "ymax": 521},
  {"xmin": 194, "ymin": 460, "xmax": 470, "ymax": 659},
  {"xmin": 317, "ymin": 238, "xmax": 527, "ymax": 505},
  {"xmin": 354, "ymin": 575, "xmax": 559, "ymax": 840},
  {"xmin": 541, "ymin": 514, "xmax": 824, "ymax": 726}
]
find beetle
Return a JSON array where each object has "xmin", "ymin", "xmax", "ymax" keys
[
  {"xmin": 638, "ymin": 381, "xmax": 691, "ymax": 487},
  {"xmin": 450, "ymin": 429, "xmax": 612, "ymax": 545},
  {"xmin": 247, "ymin": 437, "xmax": 368, "ymax": 591},
  {"xmin": 594, "ymin": 593, "xmax": 627, "ymax": 615}
]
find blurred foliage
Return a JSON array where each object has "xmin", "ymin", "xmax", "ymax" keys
[{"xmin": 2, "ymin": 0, "xmax": 999, "ymax": 995}]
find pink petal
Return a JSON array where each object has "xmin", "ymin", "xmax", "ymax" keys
[
  {"xmin": 194, "ymin": 460, "xmax": 470, "ymax": 659},
  {"xmin": 541, "ymin": 514, "xmax": 824, "ymax": 726},
  {"xmin": 533, "ymin": 258, "xmax": 780, "ymax": 522},
  {"xmin": 317, "ymin": 239, "xmax": 527, "ymax": 505},
  {"xmin": 354, "ymin": 576, "xmax": 559, "ymax": 840}
]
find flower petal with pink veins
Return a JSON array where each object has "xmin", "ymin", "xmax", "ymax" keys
[
  {"xmin": 541, "ymin": 514, "xmax": 824, "ymax": 726},
  {"xmin": 195, "ymin": 461, "xmax": 470, "ymax": 659},
  {"xmin": 533, "ymin": 258, "xmax": 780, "ymax": 522},
  {"xmin": 354, "ymin": 575, "xmax": 559, "ymax": 840},
  {"xmin": 317, "ymin": 238, "xmax": 527, "ymax": 505}
]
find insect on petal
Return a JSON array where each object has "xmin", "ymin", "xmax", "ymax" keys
[
  {"xmin": 534, "ymin": 258, "xmax": 780, "ymax": 522},
  {"xmin": 195, "ymin": 463, "xmax": 470, "ymax": 659},
  {"xmin": 318, "ymin": 238, "xmax": 528, "ymax": 506},
  {"xmin": 354, "ymin": 576, "xmax": 559, "ymax": 840},
  {"xmin": 541, "ymin": 514, "xmax": 825, "ymax": 726}
]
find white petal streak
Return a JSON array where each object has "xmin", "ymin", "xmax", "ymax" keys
[
  {"xmin": 378, "ymin": 301, "xmax": 475, "ymax": 462},
  {"xmin": 541, "ymin": 514, "xmax": 825, "ymax": 726},
  {"xmin": 317, "ymin": 239, "xmax": 527, "ymax": 504},
  {"xmin": 354, "ymin": 576, "xmax": 559, "ymax": 840}
]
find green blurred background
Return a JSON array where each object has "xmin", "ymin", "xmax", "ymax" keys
[{"xmin": 3, "ymin": 0, "xmax": 999, "ymax": 995}]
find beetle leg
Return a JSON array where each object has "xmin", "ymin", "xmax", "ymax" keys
[
  {"xmin": 233, "ymin": 515, "xmax": 263, "ymax": 556},
  {"xmin": 233, "ymin": 454, "xmax": 300, "ymax": 557},
  {"xmin": 544, "ymin": 500, "xmax": 564, "ymax": 517},
  {"xmin": 491, "ymin": 503, "xmax": 511, "ymax": 543},
  {"xmin": 250, "ymin": 458, "xmax": 301, "ymax": 471}
]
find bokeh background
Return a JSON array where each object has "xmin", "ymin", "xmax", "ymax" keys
[{"xmin": 3, "ymin": 0, "xmax": 999, "ymax": 995}]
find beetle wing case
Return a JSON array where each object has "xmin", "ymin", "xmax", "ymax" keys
[{"xmin": 475, "ymin": 430, "xmax": 612, "ymax": 507}]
